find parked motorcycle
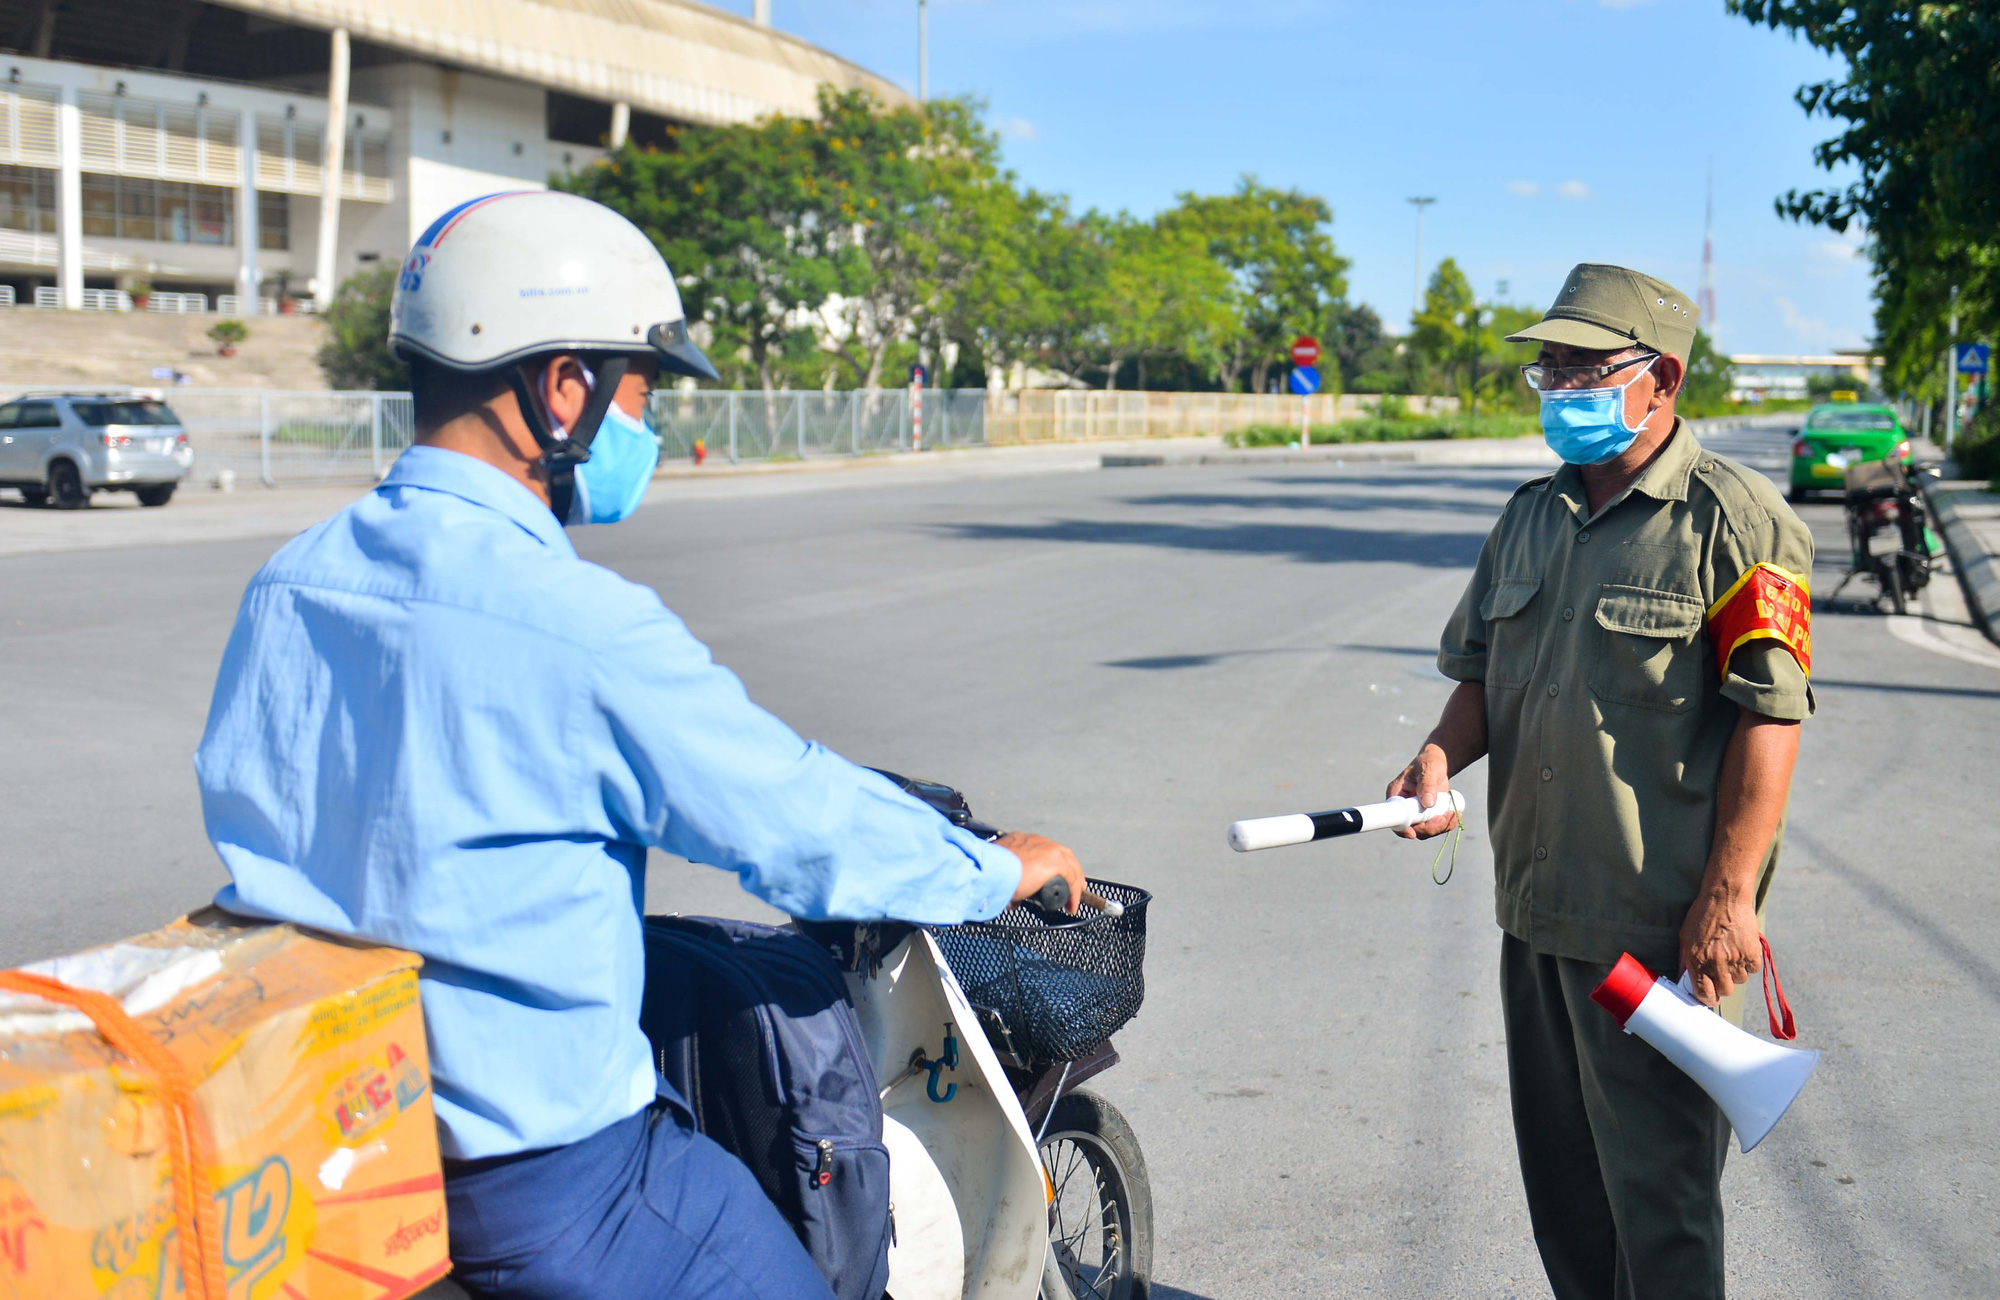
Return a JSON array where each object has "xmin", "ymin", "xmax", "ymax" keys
[{"xmin": 1831, "ymin": 455, "xmax": 1940, "ymax": 614}]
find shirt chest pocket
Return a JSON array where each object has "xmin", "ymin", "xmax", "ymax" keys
[
  {"xmin": 1590, "ymin": 585, "xmax": 1704, "ymax": 713},
  {"xmin": 1480, "ymin": 577, "xmax": 1542, "ymax": 690}
]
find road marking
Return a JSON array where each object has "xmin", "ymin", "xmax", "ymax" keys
[
  {"xmin": 1884, "ymin": 614, "xmax": 2000, "ymax": 671},
  {"xmin": 1876, "ymin": 563, "xmax": 2000, "ymax": 669}
]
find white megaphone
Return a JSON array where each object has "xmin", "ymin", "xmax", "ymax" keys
[{"xmin": 1590, "ymin": 953, "xmax": 1819, "ymax": 1153}]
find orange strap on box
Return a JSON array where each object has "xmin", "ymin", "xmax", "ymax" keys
[
  {"xmin": 0, "ymin": 969, "xmax": 227, "ymax": 1299},
  {"xmin": 1706, "ymin": 562, "xmax": 1813, "ymax": 681}
]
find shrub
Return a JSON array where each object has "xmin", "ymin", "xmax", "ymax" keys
[
  {"xmin": 1954, "ymin": 403, "xmax": 2000, "ymax": 484},
  {"xmin": 1222, "ymin": 411, "xmax": 1537, "ymax": 447},
  {"xmin": 206, "ymin": 319, "xmax": 249, "ymax": 347},
  {"xmin": 316, "ymin": 267, "xmax": 410, "ymax": 391}
]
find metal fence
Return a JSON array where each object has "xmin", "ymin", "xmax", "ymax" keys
[
  {"xmin": 649, "ymin": 388, "xmax": 988, "ymax": 461},
  {"xmin": 0, "ymin": 383, "xmax": 1475, "ymax": 486},
  {"xmin": 982, "ymin": 389, "xmax": 1464, "ymax": 443},
  {"xmin": 164, "ymin": 390, "xmax": 415, "ymax": 485},
  {"xmin": 0, "ymin": 386, "xmax": 414, "ymax": 486}
]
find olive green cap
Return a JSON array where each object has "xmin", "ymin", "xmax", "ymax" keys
[{"xmin": 1505, "ymin": 263, "xmax": 1699, "ymax": 360}]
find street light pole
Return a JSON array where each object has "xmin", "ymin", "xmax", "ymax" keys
[
  {"xmin": 1946, "ymin": 285, "xmax": 1959, "ymax": 455},
  {"xmin": 918, "ymin": 0, "xmax": 928, "ymax": 102},
  {"xmin": 1406, "ymin": 197, "xmax": 1437, "ymax": 323}
]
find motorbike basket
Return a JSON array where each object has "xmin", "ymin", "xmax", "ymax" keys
[{"xmin": 928, "ymin": 879, "xmax": 1150, "ymax": 1063}]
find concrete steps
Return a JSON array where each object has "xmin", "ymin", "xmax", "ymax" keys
[{"xmin": 0, "ymin": 309, "xmax": 330, "ymax": 390}]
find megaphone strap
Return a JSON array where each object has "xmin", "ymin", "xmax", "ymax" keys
[{"xmin": 1761, "ymin": 935, "xmax": 1798, "ymax": 1041}]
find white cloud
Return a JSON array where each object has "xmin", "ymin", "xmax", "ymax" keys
[
  {"xmin": 1506, "ymin": 180, "xmax": 1540, "ymax": 198},
  {"xmin": 1556, "ymin": 180, "xmax": 1593, "ymax": 200},
  {"xmin": 997, "ymin": 116, "xmax": 1039, "ymax": 142},
  {"xmin": 1774, "ymin": 296, "xmax": 1835, "ymax": 349}
]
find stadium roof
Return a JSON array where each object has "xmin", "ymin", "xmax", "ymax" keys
[{"xmin": 212, "ymin": 0, "xmax": 913, "ymax": 125}]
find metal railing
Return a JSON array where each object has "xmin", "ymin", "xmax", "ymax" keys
[
  {"xmin": 982, "ymin": 389, "xmax": 1464, "ymax": 443},
  {"xmin": 0, "ymin": 385, "xmax": 414, "ymax": 485},
  {"xmin": 11, "ymin": 291, "xmax": 304, "ymax": 315},
  {"xmin": 649, "ymin": 388, "xmax": 988, "ymax": 461},
  {"xmin": 144, "ymin": 291, "xmax": 210, "ymax": 314},
  {"xmin": 166, "ymin": 389, "xmax": 414, "ymax": 485},
  {"xmin": 0, "ymin": 383, "xmax": 1480, "ymax": 486}
]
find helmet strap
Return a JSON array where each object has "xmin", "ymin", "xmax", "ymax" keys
[{"xmin": 508, "ymin": 355, "xmax": 631, "ymax": 523}]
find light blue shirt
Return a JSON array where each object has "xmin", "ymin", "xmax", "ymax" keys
[{"xmin": 196, "ymin": 446, "xmax": 1021, "ymax": 1160}]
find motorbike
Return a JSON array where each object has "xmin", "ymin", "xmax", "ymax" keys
[
  {"xmin": 798, "ymin": 772, "xmax": 1154, "ymax": 1300},
  {"xmin": 1830, "ymin": 454, "xmax": 1940, "ymax": 615},
  {"xmin": 421, "ymin": 772, "xmax": 1154, "ymax": 1300}
]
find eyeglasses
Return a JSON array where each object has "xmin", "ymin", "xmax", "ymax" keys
[{"xmin": 1519, "ymin": 352, "xmax": 1657, "ymax": 392}]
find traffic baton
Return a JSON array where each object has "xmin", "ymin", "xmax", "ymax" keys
[{"xmin": 1228, "ymin": 791, "xmax": 1466, "ymax": 853}]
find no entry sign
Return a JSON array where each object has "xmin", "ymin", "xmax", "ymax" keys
[{"xmin": 1291, "ymin": 336, "xmax": 1320, "ymax": 367}]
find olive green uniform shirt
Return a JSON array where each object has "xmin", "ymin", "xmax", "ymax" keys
[{"xmin": 1440, "ymin": 422, "xmax": 1814, "ymax": 969}]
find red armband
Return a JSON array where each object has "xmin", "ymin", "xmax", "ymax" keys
[{"xmin": 1706, "ymin": 562, "xmax": 1812, "ymax": 681}]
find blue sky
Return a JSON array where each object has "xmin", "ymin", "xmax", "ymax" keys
[{"xmin": 715, "ymin": 0, "xmax": 1872, "ymax": 357}]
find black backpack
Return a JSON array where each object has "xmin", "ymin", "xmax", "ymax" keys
[{"xmin": 639, "ymin": 915, "xmax": 891, "ymax": 1300}]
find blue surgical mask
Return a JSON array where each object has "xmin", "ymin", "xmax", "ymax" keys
[
  {"xmin": 1538, "ymin": 357, "xmax": 1658, "ymax": 465},
  {"xmin": 566, "ymin": 395, "xmax": 660, "ymax": 526}
]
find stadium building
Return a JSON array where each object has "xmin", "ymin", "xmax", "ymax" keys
[{"xmin": 0, "ymin": 1, "xmax": 908, "ymax": 313}]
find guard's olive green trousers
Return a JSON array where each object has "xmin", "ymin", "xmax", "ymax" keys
[{"xmin": 1501, "ymin": 934, "xmax": 1732, "ymax": 1300}]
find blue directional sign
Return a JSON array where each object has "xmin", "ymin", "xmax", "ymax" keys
[
  {"xmin": 1288, "ymin": 365, "xmax": 1321, "ymax": 396},
  {"xmin": 1956, "ymin": 343, "xmax": 1990, "ymax": 375}
]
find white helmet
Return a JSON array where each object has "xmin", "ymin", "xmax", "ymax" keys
[{"xmin": 389, "ymin": 190, "xmax": 716, "ymax": 380}]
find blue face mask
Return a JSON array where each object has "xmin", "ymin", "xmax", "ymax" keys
[
  {"xmin": 1537, "ymin": 356, "xmax": 1658, "ymax": 465},
  {"xmin": 563, "ymin": 385, "xmax": 660, "ymax": 526}
]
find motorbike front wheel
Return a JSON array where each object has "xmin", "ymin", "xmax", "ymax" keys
[{"xmin": 1039, "ymin": 1089, "xmax": 1153, "ymax": 1300}]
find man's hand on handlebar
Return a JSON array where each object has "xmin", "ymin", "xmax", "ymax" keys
[{"xmin": 1000, "ymin": 832, "xmax": 1086, "ymax": 916}]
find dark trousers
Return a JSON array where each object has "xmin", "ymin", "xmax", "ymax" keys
[
  {"xmin": 444, "ymin": 1102, "xmax": 836, "ymax": 1300},
  {"xmin": 1501, "ymin": 934, "xmax": 1732, "ymax": 1300}
]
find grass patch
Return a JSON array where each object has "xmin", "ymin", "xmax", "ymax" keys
[{"xmin": 1223, "ymin": 411, "xmax": 1539, "ymax": 448}]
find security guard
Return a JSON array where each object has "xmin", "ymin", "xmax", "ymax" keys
[{"xmin": 1387, "ymin": 264, "xmax": 1812, "ymax": 1300}]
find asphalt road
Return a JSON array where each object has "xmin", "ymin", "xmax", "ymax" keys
[{"xmin": 3, "ymin": 426, "xmax": 1996, "ymax": 1297}]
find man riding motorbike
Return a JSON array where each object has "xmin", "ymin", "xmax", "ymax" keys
[{"xmin": 193, "ymin": 191, "xmax": 1085, "ymax": 1299}]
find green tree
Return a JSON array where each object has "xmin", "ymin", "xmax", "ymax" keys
[
  {"xmin": 976, "ymin": 194, "xmax": 1112, "ymax": 389},
  {"xmin": 563, "ymin": 116, "xmax": 840, "ymax": 396},
  {"xmin": 807, "ymin": 90, "xmax": 1016, "ymax": 392},
  {"xmin": 1099, "ymin": 215, "xmax": 1237, "ymax": 390},
  {"xmin": 1409, "ymin": 262, "xmax": 1542, "ymax": 412},
  {"xmin": 1410, "ymin": 259, "xmax": 1483, "ymax": 405},
  {"xmin": 1678, "ymin": 330, "xmax": 1736, "ymax": 415},
  {"xmin": 1159, "ymin": 177, "xmax": 1350, "ymax": 393},
  {"xmin": 315, "ymin": 268, "xmax": 407, "ymax": 390},
  {"xmin": 1323, "ymin": 301, "xmax": 1396, "ymax": 391},
  {"xmin": 1727, "ymin": 1, "xmax": 2000, "ymax": 392}
]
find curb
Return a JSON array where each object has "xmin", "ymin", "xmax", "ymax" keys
[
  {"xmin": 1102, "ymin": 437, "xmax": 1556, "ymax": 469},
  {"xmin": 1921, "ymin": 478, "xmax": 2000, "ymax": 642}
]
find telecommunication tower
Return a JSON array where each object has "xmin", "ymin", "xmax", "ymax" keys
[{"xmin": 1699, "ymin": 165, "xmax": 1717, "ymax": 332}]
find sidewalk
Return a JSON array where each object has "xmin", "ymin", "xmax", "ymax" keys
[{"xmin": 1922, "ymin": 478, "xmax": 2000, "ymax": 642}]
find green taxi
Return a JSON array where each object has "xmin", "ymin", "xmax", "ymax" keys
[{"xmin": 1788, "ymin": 403, "xmax": 1910, "ymax": 502}]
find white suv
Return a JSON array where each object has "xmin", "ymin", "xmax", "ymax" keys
[{"xmin": 0, "ymin": 393, "xmax": 194, "ymax": 508}]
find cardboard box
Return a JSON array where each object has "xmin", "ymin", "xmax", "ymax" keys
[{"xmin": 0, "ymin": 910, "xmax": 448, "ymax": 1299}]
